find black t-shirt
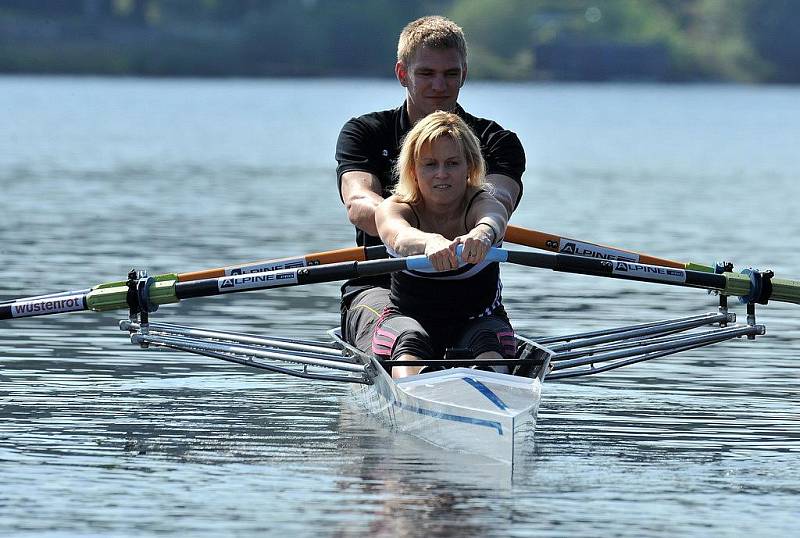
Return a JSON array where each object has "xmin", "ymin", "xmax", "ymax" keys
[{"xmin": 335, "ymin": 102, "xmax": 526, "ymax": 295}]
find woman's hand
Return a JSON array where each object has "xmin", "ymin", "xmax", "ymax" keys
[
  {"xmin": 456, "ymin": 224, "xmax": 494, "ymax": 264},
  {"xmin": 425, "ymin": 235, "xmax": 459, "ymax": 272}
]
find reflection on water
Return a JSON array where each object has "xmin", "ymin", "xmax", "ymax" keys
[{"xmin": 1, "ymin": 77, "xmax": 799, "ymax": 536}]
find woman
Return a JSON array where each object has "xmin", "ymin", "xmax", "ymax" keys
[{"xmin": 373, "ymin": 111, "xmax": 515, "ymax": 378}]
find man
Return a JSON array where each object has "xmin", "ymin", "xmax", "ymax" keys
[{"xmin": 335, "ymin": 15, "xmax": 525, "ymax": 353}]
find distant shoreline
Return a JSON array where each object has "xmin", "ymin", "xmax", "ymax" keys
[
  {"xmin": 2, "ymin": 2, "xmax": 797, "ymax": 84},
  {"xmin": 0, "ymin": 73, "xmax": 788, "ymax": 86}
]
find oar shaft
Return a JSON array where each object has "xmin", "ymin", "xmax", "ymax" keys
[
  {"xmin": 177, "ymin": 245, "xmax": 387, "ymax": 282},
  {"xmin": 0, "ymin": 288, "xmax": 92, "ymax": 306},
  {"xmin": 502, "ymin": 249, "xmax": 725, "ymax": 289},
  {"xmin": 499, "ymin": 249, "xmax": 800, "ymax": 304},
  {"xmin": 505, "ymin": 224, "xmax": 713, "ymax": 272},
  {"xmin": 1, "ymin": 293, "xmax": 90, "ymax": 319},
  {"xmin": 176, "ymin": 257, "xmax": 412, "ymax": 300},
  {"xmin": 770, "ymin": 278, "xmax": 800, "ymax": 303},
  {"xmin": 42, "ymin": 252, "xmax": 449, "ymax": 317},
  {"xmin": 1, "ymin": 245, "xmax": 389, "ymax": 308}
]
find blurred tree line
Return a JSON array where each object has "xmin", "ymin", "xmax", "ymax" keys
[{"xmin": 0, "ymin": 0, "xmax": 797, "ymax": 82}]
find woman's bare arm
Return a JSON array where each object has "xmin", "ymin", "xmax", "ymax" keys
[
  {"xmin": 457, "ymin": 191, "xmax": 509, "ymax": 264},
  {"xmin": 375, "ymin": 198, "xmax": 459, "ymax": 271}
]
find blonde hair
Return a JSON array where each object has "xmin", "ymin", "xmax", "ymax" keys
[
  {"xmin": 393, "ymin": 111, "xmax": 485, "ymax": 204},
  {"xmin": 397, "ymin": 16, "xmax": 467, "ymax": 67}
]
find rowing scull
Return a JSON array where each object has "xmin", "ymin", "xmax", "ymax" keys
[{"xmin": 122, "ymin": 307, "xmax": 760, "ymax": 466}]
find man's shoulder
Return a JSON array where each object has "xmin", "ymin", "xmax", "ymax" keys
[
  {"xmin": 342, "ymin": 106, "xmax": 402, "ymax": 132},
  {"xmin": 457, "ymin": 106, "xmax": 513, "ymax": 135},
  {"xmin": 455, "ymin": 104, "xmax": 525, "ymax": 183}
]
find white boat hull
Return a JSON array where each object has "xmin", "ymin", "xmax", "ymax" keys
[{"xmin": 351, "ymin": 361, "xmax": 545, "ymax": 465}]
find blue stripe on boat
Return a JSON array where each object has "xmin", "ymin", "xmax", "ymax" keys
[
  {"xmin": 463, "ymin": 377, "xmax": 509, "ymax": 411},
  {"xmin": 392, "ymin": 401, "xmax": 504, "ymax": 435}
]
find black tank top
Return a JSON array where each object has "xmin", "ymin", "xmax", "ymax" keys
[{"xmin": 388, "ymin": 191, "xmax": 503, "ymax": 320}]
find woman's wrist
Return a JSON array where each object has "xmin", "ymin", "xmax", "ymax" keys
[{"xmin": 476, "ymin": 222, "xmax": 497, "ymax": 244}]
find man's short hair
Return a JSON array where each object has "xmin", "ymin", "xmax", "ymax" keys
[{"xmin": 397, "ymin": 16, "xmax": 467, "ymax": 66}]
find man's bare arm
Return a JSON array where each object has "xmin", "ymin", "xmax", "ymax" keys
[
  {"xmin": 340, "ymin": 171, "xmax": 385, "ymax": 237},
  {"xmin": 485, "ymin": 173, "xmax": 521, "ymax": 218}
]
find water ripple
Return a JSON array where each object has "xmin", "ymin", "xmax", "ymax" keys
[{"xmin": 2, "ymin": 78, "xmax": 799, "ymax": 537}]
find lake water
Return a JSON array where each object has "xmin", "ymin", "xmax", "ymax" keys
[{"xmin": 1, "ymin": 76, "xmax": 799, "ymax": 536}]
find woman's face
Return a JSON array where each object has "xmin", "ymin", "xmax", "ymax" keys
[{"xmin": 414, "ymin": 136, "xmax": 469, "ymax": 205}]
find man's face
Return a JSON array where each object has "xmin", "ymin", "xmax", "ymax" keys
[{"xmin": 397, "ymin": 47, "xmax": 466, "ymax": 122}]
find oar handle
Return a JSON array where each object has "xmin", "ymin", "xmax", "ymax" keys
[{"xmin": 405, "ymin": 245, "xmax": 507, "ymax": 271}]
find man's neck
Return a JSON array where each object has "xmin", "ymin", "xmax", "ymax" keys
[{"xmin": 405, "ymin": 101, "xmax": 459, "ymax": 125}]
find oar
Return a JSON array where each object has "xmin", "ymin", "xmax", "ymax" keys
[
  {"xmin": 0, "ymin": 245, "xmax": 389, "ymax": 307},
  {"xmin": 0, "ymin": 221, "xmax": 784, "ymax": 313},
  {"xmin": 4, "ymin": 247, "xmax": 798, "ymax": 322},
  {"xmin": 505, "ymin": 225, "xmax": 714, "ymax": 272},
  {"xmin": 496, "ymin": 248, "xmax": 800, "ymax": 305},
  {"xmin": 0, "ymin": 250, "xmax": 450, "ymax": 320},
  {"xmin": 0, "ymin": 223, "xmax": 713, "ymax": 309}
]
